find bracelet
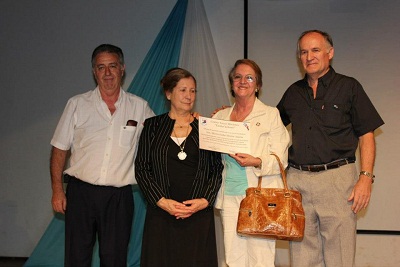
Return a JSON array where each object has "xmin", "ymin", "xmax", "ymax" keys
[{"xmin": 359, "ymin": 171, "xmax": 375, "ymax": 183}]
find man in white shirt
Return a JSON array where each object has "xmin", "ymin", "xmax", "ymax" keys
[{"xmin": 50, "ymin": 44, "xmax": 154, "ymax": 267}]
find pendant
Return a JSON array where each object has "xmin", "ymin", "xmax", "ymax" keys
[{"xmin": 178, "ymin": 151, "xmax": 187, "ymax": 160}]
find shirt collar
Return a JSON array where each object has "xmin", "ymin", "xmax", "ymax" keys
[
  {"xmin": 318, "ymin": 66, "xmax": 335, "ymax": 88},
  {"xmin": 302, "ymin": 66, "xmax": 336, "ymax": 89},
  {"xmin": 94, "ymin": 86, "xmax": 123, "ymax": 106}
]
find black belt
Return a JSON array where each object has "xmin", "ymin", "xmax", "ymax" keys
[{"xmin": 289, "ymin": 157, "xmax": 355, "ymax": 172}]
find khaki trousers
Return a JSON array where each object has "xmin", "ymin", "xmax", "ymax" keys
[{"xmin": 287, "ymin": 164, "xmax": 358, "ymax": 267}]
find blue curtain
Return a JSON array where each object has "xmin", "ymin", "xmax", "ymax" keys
[
  {"xmin": 127, "ymin": 0, "xmax": 188, "ymax": 115},
  {"xmin": 24, "ymin": 1, "xmax": 188, "ymax": 266}
]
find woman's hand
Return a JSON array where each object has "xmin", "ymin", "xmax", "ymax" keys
[
  {"xmin": 157, "ymin": 197, "xmax": 209, "ymax": 219},
  {"xmin": 211, "ymin": 105, "xmax": 230, "ymax": 117},
  {"xmin": 175, "ymin": 198, "xmax": 209, "ymax": 219},
  {"xmin": 191, "ymin": 112, "xmax": 200, "ymax": 119},
  {"xmin": 157, "ymin": 197, "xmax": 187, "ymax": 216},
  {"xmin": 230, "ymin": 153, "xmax": 262, "ymax": 168}
]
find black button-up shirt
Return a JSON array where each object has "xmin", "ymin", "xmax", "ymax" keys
[{"xmin": 277, "ymin": 67, "xmax": 384, "ymax": 165}]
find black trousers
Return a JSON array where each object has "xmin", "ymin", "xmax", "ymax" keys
[{"xmin": 65, "ymin": 177, "xmax": 134, "ymax": 267}]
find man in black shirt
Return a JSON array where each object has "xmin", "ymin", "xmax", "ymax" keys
[{"xmin": 277, "ymin": 30, "xmax": 384, "ymax": 267}]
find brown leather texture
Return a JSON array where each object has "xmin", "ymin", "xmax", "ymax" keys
[{"xmin": 237, "ymin": 153, "xmax": 305, "ymax": 241}]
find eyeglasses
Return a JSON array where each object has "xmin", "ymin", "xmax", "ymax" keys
[{"xmin": 233, "ymin": 74, "xmax": 256, "ymax": 83}]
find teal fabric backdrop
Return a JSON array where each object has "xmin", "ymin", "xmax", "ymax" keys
[
  {"xmin": 24, "ymin": 1, "xmax": 187, "ymax": 266},
  {"xmin": 127, "ymin": 0, "xmax": 188, "ymax": 115}
]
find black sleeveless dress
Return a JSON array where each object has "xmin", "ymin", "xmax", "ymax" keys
[{"xmin": 140, "ymin": 131, "xmax": 218, "ymax": 267}]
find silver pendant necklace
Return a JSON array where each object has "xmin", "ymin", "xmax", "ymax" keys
[
  {"xmin": 173, "ymin": 125, "xmax": 189, "ymax": 160},
  {"xmin": 178, "ymin": 150, "xmax": 187, "ymax": 160}
]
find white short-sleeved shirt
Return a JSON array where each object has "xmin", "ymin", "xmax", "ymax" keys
[{"xmin": 51, "ymin": 87, "xmax": 155, "ymax": 187}]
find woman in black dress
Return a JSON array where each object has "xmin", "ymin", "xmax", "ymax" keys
[{"xmin": 135, "ymin": 68, "xmax": 223, "ymax": 267}]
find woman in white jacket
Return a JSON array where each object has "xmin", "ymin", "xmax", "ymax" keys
[{"xmin": 213, "ymin": 59, "xmax": 290, "ymax": 267}]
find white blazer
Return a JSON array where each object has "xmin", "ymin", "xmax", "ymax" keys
[{"xmin": 213, "ymin": 98, "xmax": 290, "ymax": 209}]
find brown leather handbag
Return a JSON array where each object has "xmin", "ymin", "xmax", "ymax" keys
[{"xmin": 236, "ymin": 153, "xmax": 305, "ymax": 241}]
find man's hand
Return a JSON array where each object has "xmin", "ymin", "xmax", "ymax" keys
[
  {"xmin": 348, "ymin": 175, "xmax": 372, "ymax": 213},
  {"xmin": 349, "ymin": 131, "xmax": 376, "ymax": 213},
  {"xmin": 52, "ymin": 189, "xmax": 67, "ymax": 214},
  {"xmin": 50, "ymin": 147, "xmax": 68, "ymax": 214}
]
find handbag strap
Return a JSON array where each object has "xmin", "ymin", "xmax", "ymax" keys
[{"xmin": 257, "ymin": 153, "xmax": 288, "ymax": 191}]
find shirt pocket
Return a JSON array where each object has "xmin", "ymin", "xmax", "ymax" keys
[
  {"xmin": 119, "ymin": 125, "xmax": 137, "ymax": 147},
  {"xmin": 315, "ymin": 101, "xmax": 351, "ymax": 132}
]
